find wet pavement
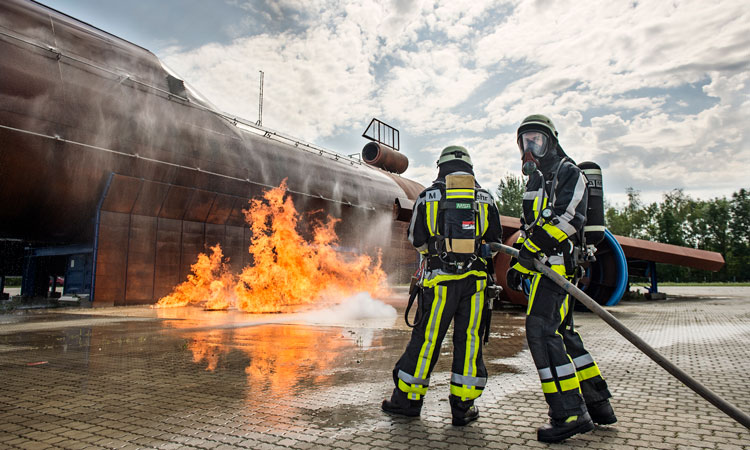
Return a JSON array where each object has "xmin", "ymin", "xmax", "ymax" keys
[{"xmin": 1, "ymin": 287, "xmax": 749, "ymax": 449}]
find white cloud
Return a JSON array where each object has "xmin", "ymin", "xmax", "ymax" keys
[{"xmin": 157, "ymin": 0, "xmax": 749, "ymax": 203}]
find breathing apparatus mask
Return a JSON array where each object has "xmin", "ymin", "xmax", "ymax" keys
[{"xmin": 518, "ymin": 130, "xmax": 550, "ymax": 176}]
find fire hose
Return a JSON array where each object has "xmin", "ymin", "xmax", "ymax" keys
[{"xmin": 490, "ymin": 242, "xmax": 750, "ymax": 430}]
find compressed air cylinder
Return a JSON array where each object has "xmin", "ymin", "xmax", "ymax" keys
[{"xmin": 579, "ymin": 161, "xmax": 605, "ymax": 246}]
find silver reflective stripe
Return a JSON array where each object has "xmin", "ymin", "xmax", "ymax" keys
[
  {"xmin": 417, "ymin": 285, "xmax": 446, "ymax": 380},
  {"xmin": 538, "ymin": 367, "xmax": 552, "ymax": 380},
  {"xmin": 398, "ymin": 370, "xmax": 429, "ymax": 386},
  {"xmin": 408, "ymin": 194, "xmax": 426, "ymax": 245},
  {"xmin": 548, "ymin": 255, "xmax": 564, "ymax": 265},
  {"xmin": 451, "ymin": 373, "xmax": 487, "ymax": 388},
  {"xmin": 573, "ymin": 353, "xmax": 595, "ymax": 368},
  {"xmin": 523, "ymin": 189, "xmax": 542, "ymax": 200},
  {"xmin": 557, "ymin": 173, "xmax": 586, "ymax": 234},
  {"xmin": 556, "ymin": 363, "xmax": 576, "ymax": 377},
  {"xmin": 584, "ymin": 225, "xmax": 606, "ymax": 232}
]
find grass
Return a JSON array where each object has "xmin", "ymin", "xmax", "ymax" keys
[{"xmin": 654, "ymin": 282, "xmax": 750, "ymax": 287}]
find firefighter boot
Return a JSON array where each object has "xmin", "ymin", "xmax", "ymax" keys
[
  {"xmin": 449, "ymin": 394, "xmax": 479, "ymax": 426},
  {"xmin": 587, "ymin": 399, "xmax": 617, "ymax": 425},
  {"xmin": 537, "ymin": 412, "xmax": 594, "ymax": 443},
  {"xmin": 381, "ymin": 388, "xmax": 422, "ymax": 417}
]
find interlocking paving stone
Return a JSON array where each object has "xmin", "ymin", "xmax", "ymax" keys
[{"xmin": 0, "ymin": 287, "xmax": 749, "ymax": 448}]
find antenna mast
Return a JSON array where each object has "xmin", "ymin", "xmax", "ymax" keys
[{"xmin": 257, "ymin": 70, "xmax": 264, "ymax": 126}]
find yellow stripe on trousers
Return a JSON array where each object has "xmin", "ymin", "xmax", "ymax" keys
[
  {"xmin": 414, "ymin": 285, "xmax": 447, "ymax": 389},
  {"xmin": 463, "ymin": 280, "xmax": 485, "ymax": 384}
]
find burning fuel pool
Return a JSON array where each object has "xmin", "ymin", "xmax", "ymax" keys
[{"xmin": 1, "ymin": 289, "xmax": 749, "ymax": 448}]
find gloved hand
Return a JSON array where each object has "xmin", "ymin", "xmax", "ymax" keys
[
  {"xmin": 517, "ymin": 244, "xmax": 538, "ymax": 271},
  {"xmin": 506, "ymin": 268, "xmax": 524, "ymax": 292}
]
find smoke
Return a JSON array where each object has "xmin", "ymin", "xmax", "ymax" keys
[{"xmin": 296, "ymin": 291, "xmax": 397, "ymax": 325}]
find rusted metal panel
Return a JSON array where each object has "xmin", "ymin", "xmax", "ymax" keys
[
  {"xmin": 180, "ymin": 221, "xmax": 205, "ymax": 280},
  {"xmin": 206, "ymin": 194, "xmax": 235, "ymax": 225},
  {"xmin": 205, "ymin": 223, "xmax": 226, "ymax": 250},
  {"xmin": 616, "ymin": 235, "xmax": 725, "ymax": 271},
  {"xmin": 93, "ymin": 211, "xmax": 129, "ymax": 306},
  {"xmin": 159, "ymin": 185, "xmax": 194, "ymax": 220},
  {"xmin": 131, "ymin": 181, "xmax": 170, "ymax": 217},
  {"xmin": 227, "ymin": 197, "xmax": 249, "ymax": 227},
  {"xmin": 124, "ymin": 215, "xmax": 157, "ymax": 304},
  {"xmin": 224, "ymin": 225, "xmax": 246, "ymax": 273},
  {"xmin": 101, "ymin": 175, "xmax": 141, "ymax": 214},
  {"xmin": 184, "ymin": 190, "xmax": 216, "ymax": 223},
  {"xmin": 153, "ymin": 218, "xmax": 181, "ymax": 301}
]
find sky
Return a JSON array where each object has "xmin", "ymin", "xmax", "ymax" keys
[{"xmin": 40, "ymin": 0, "xmax": 750, "ymax": 206}]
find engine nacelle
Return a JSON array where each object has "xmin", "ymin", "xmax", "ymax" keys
[
  {"xmin": 361, "ymin": 141, "xmax": 409, "ymax": 174},
  {"xmin": 494, "ymin": 229, "xmax": 628, "ymax": 306}
]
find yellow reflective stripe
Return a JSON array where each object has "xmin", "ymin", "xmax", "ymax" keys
[
  {"xmin": 512, "ymin": 262, "xmax": 533, "ymax": 275},
  {"xmin": 421, "ymin": 270, "xmax": 487, "ymax": 288},
  {"xmin": 446, "ymin": 194, "xmax": 474, "ymax": 199},
  {"xmin": 398, "ymin": 379, "xmax": 427, "ymax": 397},
  {"xmin": 541, "ymin": 381, "xmax": 557, "ymax": 394},
  {"xmin": 551, "ymin": 264, "xmax": 566, "ymax": 276},
  {"xmin": 524, "ymin": 239, "xmax": 540, "ymax": 253},
  {"xmin": 559, "ymin": 294, "xmax": 569, "ymax": 322},
  {"xmin": 414, "ymin": 286, "xmax": 447, "ymax": 384},
  {"xmin": 542, "ymin": 222, "xmax": 568, "ymax": 242},
  {"xmin": 527, "ymin": 273, "xmax": 542, "ymax": 315},
  {"xmin": 577, "ymin": 364, "xmax": 602, "ymax": 382},
  {"xmin": 447, "ymin": 188, "xmax": 474, "ymax": 194},
  {"xmin": 483, "ymin": 204, "xmax": 489, "ymax": 235},
  {"xmin": 559, "ymin": 376, "xmax": 580, "ymax": 392},
  {"xmin": 515, "ymin": 236, "xmax": 525, "ymax": 244},
  {"xmin": 532, "ymin": 196, "xmax": 539, "ymax": 220},
  {"xmin": 426, "ymin": 201, "xmax": 438, "ymax": 236},
  {"xmin": 450, "ymin": 383, "xmax": 482, "ymax": 400},
  {"xmin": 463, "ymin": 280, "xmax": 485, "ymax": 383}
]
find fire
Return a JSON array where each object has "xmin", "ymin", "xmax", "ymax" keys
[
  {"xmin": 153, "ymin": 245, "xmax": 234, "ymax": 310},
  {"xmin": 154, "ymin": 180, "xmax": 388, "ymax": 312}
]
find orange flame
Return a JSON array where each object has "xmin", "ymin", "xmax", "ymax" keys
[
  {"xmin": 154, "ymin": 245, "xmax": 234, "ymax": 309},
  {"xmin": 154, "ymin": 180, "xmax": 388, "ymax": 312}
]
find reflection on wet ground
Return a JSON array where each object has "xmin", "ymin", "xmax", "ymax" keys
[
  {"xmin": 0, "ymin": 288, "xmax": 527, "ymax": 448},
  {"xmin": 2, "ymin": 289, "xmax": 748, "ymax": 448}
]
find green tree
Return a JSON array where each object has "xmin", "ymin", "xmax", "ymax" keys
[
  {"xmin": 496, "ymin": 174, "xmax": 524, "ymax": 218},
  {"xmin": 728, "ymin": 188, "xmax": 750, "ymax": 281},
  {"xmin": 604, "ymin": 188, "xmax": 651, "ymax": 239}
]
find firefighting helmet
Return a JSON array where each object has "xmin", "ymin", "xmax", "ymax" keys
[
  {"xmin": 517, "ymin": 114, "xmax": 559, "ymax": 159},
  {"xmin": 437, "ymin": 145, "xmax": 473, "ymax": 167}
]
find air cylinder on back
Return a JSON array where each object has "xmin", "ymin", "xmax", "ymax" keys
[{"xmin": 579, "ymin": 161, "xmax": 605, "ymax": 246}]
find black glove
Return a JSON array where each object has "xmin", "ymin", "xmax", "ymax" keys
[
  {"xmin": 517, "ymin": 244, "xmax": 538, "ymax": 271},
  {"xmin": 506, "ymin": 268, "xmax": 524, "ymax": 292}
]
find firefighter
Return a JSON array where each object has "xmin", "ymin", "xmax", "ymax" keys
[
  {"xmin": 382, "ymin": 145, "xmax": 503, "ymax": 426},
  {"xmin": 506, "ymin": 114, "xmax": 616, "ymax": 443}
]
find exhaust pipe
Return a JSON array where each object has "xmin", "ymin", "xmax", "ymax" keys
[{"xmin": 361, "ymin": 141, "xmax": 408, "ymax": 174}]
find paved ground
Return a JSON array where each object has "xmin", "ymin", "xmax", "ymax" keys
[{"xmin": 1, "ymin": 287, "xmax": 749, "ymax": 449}]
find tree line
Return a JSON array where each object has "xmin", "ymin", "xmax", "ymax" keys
[{"xmin": 496, "ymin": 174, "xmax": 750, "ymax": 282}]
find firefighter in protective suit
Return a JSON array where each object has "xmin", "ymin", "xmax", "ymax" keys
[
  {"xmin": 382, "ymin": 145, "xmax": 502, "ymax": 426},
  {"xmin": 506, "ymin": 115, "xmax": 616, "ymax": 443}
]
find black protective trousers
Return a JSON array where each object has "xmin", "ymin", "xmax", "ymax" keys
[
  {"xmin": 526, "ymin": 270, "xmax": 612, "ymax": 420},
  {"xmin": 392, "ymin": 275, "xmax": 488, "ymax": 401}
]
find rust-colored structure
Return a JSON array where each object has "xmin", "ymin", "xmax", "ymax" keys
[{"xmin": 0, "ymin": 0, "xmax": 421, "ymax": 305}]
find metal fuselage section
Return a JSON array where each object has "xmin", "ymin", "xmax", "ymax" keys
[{"xmin": 0, "ymin": 0, "xmax": 422, "ymax": 304}]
